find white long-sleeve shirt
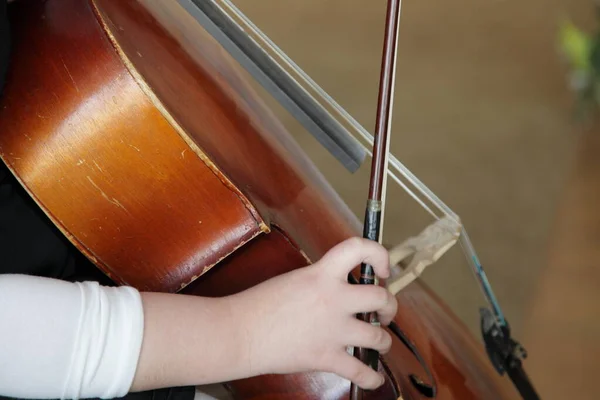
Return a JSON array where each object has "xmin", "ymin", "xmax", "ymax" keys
[{"xmin": 0, "ymin": 274, "xmax": 144, "ymax": 400}]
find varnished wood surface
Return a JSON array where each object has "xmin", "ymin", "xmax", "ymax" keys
[
  {"xmin": 1, "ymin": 0, "xmax": 518, "ymax": 398},
  {"xmin": 91, "ymin": 0, "xmax": 363, "ymax": 263},
  {"xmin": 0, "ymin": 0, "xmax": 265, "ymax": 292}
]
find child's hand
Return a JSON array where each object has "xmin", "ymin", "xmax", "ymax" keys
[
  {"xmin": 230, "ymin": 237, "xmax": 397, "ymax": 390},
  {"xmin": 131, "ymin": 237, "xmax": 396, "ymax": 393}
]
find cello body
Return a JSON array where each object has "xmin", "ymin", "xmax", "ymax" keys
[{"xmin": 0, "ymin": 0, "xmax": 517, "ymax": 399}]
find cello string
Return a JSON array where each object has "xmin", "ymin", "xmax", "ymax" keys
[
  {"xmin": 214, "ymin": 0, "xmax": 506, "ymax": 325},
  {"xmin": 360, "ymin": 147, "xmax": 439, "ymax": 220},
  {"xmin": 216, "ymin": 0, "xmax": 452, "ymax": 220},
  {"xmin": 216, "ymin": 0, "xmax": 447, "ymax": 220},
  {"xmin": 180, "ymin": 0, "xmax": 367, "ymax": 172}
]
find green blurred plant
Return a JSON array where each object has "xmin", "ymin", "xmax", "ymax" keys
[{"xmin": 559, "ymin": 14, "xmax": 600, "ymax": 118}]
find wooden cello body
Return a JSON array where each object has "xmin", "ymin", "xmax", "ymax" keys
[{"xmin": 0, "ymin": 0, "xmax": 517, "ymax": 399}]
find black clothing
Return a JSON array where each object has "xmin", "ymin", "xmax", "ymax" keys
[{"xmin": 1, "ymin": 0, "xmax": 8, "ymax": 94}]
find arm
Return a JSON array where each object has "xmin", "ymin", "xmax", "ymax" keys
[
  {"xmin": 132, "ymin": 238, "xmax": 397, "ymax": 391},
  {"xmin": 0, "ymin": 238, "xmax": 396, "ymax": 399}
]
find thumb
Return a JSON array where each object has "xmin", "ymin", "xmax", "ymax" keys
[{"xmin": 317, "ymin": 237, "xmax": 390, "ymax": 282}]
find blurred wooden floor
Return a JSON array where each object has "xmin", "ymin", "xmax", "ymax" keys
[
  {"xmin": 229, "ymin": 0, "xmax": 599, "ymax": 399},
  {"xmin": 522, "ymin": 126, "xmax": 600, "ymax": 399}
]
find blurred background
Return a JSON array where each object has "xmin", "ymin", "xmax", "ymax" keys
[{"xmin": 230, "ymin": 0, "xmax": 599, "ymax": 399}]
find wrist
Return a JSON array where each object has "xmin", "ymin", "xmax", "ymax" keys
[
  {"xmin": 223, "ymin": 291, "xmax": 268, "ymax": 378},
  {"xmin": 131, "ymin": 291, "xmax": 262, "ymax": 391}
]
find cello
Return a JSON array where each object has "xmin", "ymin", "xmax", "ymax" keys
[{"xmin": 0, "ymin": 0, "xmax": 538, "ymax": 399}]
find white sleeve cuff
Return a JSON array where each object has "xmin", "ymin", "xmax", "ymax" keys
[{"xmin": 0, "ymin": 274, "xmax": 145, "ymax": 400}]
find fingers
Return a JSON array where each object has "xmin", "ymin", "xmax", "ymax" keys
[
  {"xmin": 342, "ymin": 284, "xmax": 398, "ymax": 326},
  {"xmin": 344, "ymin": 319, "xmax": 393, "ymax": 354},
  {"xmin": 328, "ymin": 352, "xmax": 385, "ymax": 390},
  {"xmin": 319, "ymin": 237, "xmax": 390, "ymax": 281}
]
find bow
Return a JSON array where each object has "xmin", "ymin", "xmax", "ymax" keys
[{"xmin": 349, "ymin": 1, "xmax": 402, "ymax": 398}]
